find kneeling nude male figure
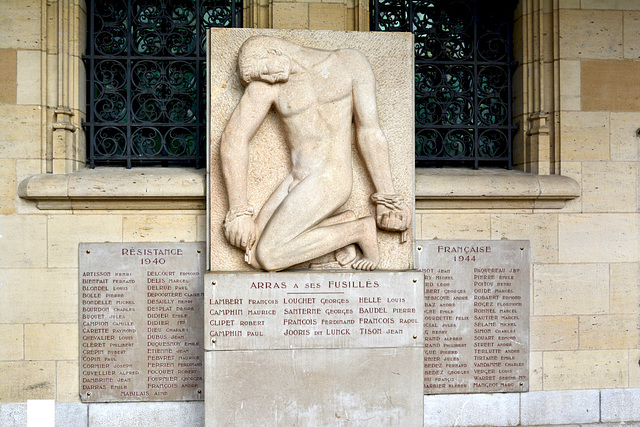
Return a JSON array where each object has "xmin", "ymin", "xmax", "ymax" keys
[{"xmin": 221, "ymin": 36, "xmax": 410, "ymax": 272}]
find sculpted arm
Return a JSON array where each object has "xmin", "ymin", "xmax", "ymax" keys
[
  {"xmin": 350, "ymin": 51, "xmax": 411, "ymax": 233},
  {"xmin": 220, "ymin": 82, "xmax": 275, "ymax": 249}
]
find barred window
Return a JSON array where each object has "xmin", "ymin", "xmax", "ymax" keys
[
  {"xmin": 371, "ymin": 0, "xmax": 517, "ymax": 169},
  {"xmin": 84, "ymin": 0, "xmax": 242, "ymax": 168}
]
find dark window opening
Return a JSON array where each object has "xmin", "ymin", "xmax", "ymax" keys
[
  {"xmin": 371, "ymin": 0, "xmax": 518, "ymax": 169},
  {"xmin": 84, "ymin": 0, "xmax": 242, "ymax": 168}
]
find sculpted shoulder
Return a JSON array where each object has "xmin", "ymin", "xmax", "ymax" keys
[{"xmin": 333, "ymin": 49, "xmax": 374, "ymax": 76}]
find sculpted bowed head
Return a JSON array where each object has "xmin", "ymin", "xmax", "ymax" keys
[{"xmin": 220, "ymin": 36, "xmax": 410, "ymax": 271}]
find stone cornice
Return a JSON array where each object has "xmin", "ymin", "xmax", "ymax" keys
[
  {"xmin": 18, "ymin": 167, "xmax": 579, "ymax": 210},
  {"xmin": 18, "ymin": 167, "xmax": 206, "ymax": 210},
  {"xmin": 415, "ymin": 168, "xmax": 580, "ymax": 209}
]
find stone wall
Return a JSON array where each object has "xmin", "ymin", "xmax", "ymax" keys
[{"xmin": 0, "ymin": 0, "xmax": 639, "ymax": 426}]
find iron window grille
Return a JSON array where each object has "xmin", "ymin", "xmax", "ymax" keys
[
  {"xmin": 371, "ymin": 0, "xmax": 517, "ymax": 169},
  {"xmin": 84, "ymin": 0, "xmax": 242, "ymax": 168}
]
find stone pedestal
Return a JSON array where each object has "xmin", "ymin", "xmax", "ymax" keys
[{"xmin": 203, "ymin": 271, "xmax": 424, "ymax": 426}]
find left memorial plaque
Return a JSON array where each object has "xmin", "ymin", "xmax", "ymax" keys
[{"xmin": 79, "ymin": 243, "xmax": 205, "ymax": 402}]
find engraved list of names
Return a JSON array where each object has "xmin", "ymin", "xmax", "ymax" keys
[
  {"xmin": 415, "ymin": 240, "xmax": 530, "ymax": 394},
  {"xmin": 204, "ymin": 271, "xmax": 424, "ymax": 351},
  {"xmin": 79, "ymin": 243, "xmax": 205, "ymax": 402}
]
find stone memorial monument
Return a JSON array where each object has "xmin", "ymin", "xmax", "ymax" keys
[{"xmin": 205, "ymin": 29, "xmax": 421, "ymax": 426}]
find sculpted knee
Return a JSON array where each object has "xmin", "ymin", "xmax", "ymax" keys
[{"xmin": 255, "ymin": 241, "xmax": 284, "ymax": 272}]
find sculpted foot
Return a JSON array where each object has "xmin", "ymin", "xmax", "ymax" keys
[
  {"xmin": 336, "ymin": 244, "xmax": 357, "ymax": 266},
  {"xmin": 352, "ymin": 216, "xmax": 379, "ymax": 270}
]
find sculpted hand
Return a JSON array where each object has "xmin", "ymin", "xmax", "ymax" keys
[
  {"xmin": 223, "ymin": 206, "xmax": 256, "ymax": 250},
  {"xmin": 371, "ymin": 193, "xmax": 411, "ymax": 232}
]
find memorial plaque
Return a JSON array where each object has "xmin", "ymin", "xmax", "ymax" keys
[
  {"xmin": 79, "ymin": 242, "xmax": 205, "ymax": 402},
  {"xmin": 415, "ymin": 240, "xmax": 530, "ymax": 394},
  {"xmin": 204, "ymin": 271, "xmax": 424, "ymax": 351}
]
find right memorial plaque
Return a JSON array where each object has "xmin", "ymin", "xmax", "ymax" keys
[{"xmin": 415, "ymin": 240, "xmax": 530, "ymax": 394}]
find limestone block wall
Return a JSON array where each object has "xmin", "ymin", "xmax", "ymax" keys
[
  {"xmin": 0, "ymin": 1, "xmax": 638, "ymax": 425},
  {"xmin": 416, "ymin": 0, "xmax": 640, "ymax": 394}
]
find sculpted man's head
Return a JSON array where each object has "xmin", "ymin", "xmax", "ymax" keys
[{"xmin": 238, "ymin": 36, "xmax": 292, "ymax": 85}]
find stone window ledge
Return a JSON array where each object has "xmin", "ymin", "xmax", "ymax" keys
[
  {"xmin": 18, "ymin": 167, "xmax": 579, "ymax": 210},
  {"xmin": 18, "ymin": 167, "xmax": 206, "ymax": 210},
  {"xmin": 415, "ymin": 168, "xmax": 580, "ymax": 210}
]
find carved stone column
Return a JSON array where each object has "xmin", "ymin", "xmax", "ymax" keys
[
  {"xmin": 514, "ymin": 0, "xmax": 560, "ymax": 174},
  {"xmin": 45, "ymin": 0, "xmax": 85, "ymax": 174}
]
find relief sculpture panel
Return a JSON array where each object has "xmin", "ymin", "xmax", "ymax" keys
[{"xmin": 208, "ymin": 30, "xmax": 415, "ymax": 272}]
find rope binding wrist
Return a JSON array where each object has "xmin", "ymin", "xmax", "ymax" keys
[
  {"xmin": 370, "ymin": 193, "xmax": 406, "ymax": 211},
  {"xmin": 224, "ymin": 205, "xmax": 254, "ymax": 225},
  {"xmin": 371, "ymin": 193, "xmax": 410, "ymax": 244}
]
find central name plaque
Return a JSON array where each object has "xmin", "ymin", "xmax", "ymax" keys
[
  {"xmin": 415, "ymin": 240, "xmax": 530, "ymax": 394},
  {"xmin": 204, "ymin": 271, "xmax": 424, "ymax": 351},
  {"xmin": 79, "ymin": 242, "xmax": 205, "ymax": 402}
]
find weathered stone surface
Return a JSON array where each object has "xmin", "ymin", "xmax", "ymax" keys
[
  {"xmin": 582, "ymin": 60, "xmax": 640, "ymax": 111},
  {"xmin": 602, "ymin": 388, "xmax": 640, "ymax": 422},
  {"xmin": 533, "ymin": 263, "xmax": 609, "ymax": 315},
  {"xmin": 543, "ymin": 350, "xmax": 628, "ymax": 390},
  {"xmin": 0, "ymin": 49, "xmax": 16, "ymax": 104},
  {"xmin": 56, "ymin": 361, "xmax": 79, "ymax": 402},
  {"xmin": 579, "ymin": 314, "xmax": 639, "ymax": 349},
  {"xmin": 0, "ymin": 159, "xmax": 16, "ymax": 214},
  {"xmin": 521, "ymin": 389, "xmax": 600, "ymax": 425},
  {"xmin": 0, "ymin": 105, "xmax": 41, "ymax": 159},
  {"xmin": 581, "ymin": 162, "xmax": 637, "ymax": 212},
  {"xmin": 25, "ymin": 323, "xmax": 77, "ymax": 360},
  {"xmin": 89, "ymin": 402, "xmax": 204, "ymax": 427},
  {"xmin": 0, "ymin": 403, "xmax": 27, "ymax": 426},
  {"xmin": 122, "ymin": 214, "xmax": 199, "ymax": 242},
  {"xmin": 55, "ymin": 402, "xmax": 88, "ymax": 427},
  {"xmin": 0, "ymin": 324, "xmax": 23, "ymax": 360},
  {"xmin": 559, "ymin": 111, "xmax": 610, "ymax": 161},
  {"xmin": 0, "ymin": 0, "xmax": 41, "ymax": 50},
  {"xmin": 419, "ymin": 213, "xmax": 491, "ymax": 240},
  {"xmin": 208, "ymin": 29, "xmax": 414, "ymax": 272},
  {"xmin": 206, "ymin": 347, "xmax": 423, "ymax": 426},
  {"xmin": 309, "ymin": 3, "xmax": 345, "ymax": 30},
  {"xmin": 0, "ymin": 214, "xmax": 46, "ymax": 268},
  {"xmin": 529, "ymin": 351, "xmax": 543, "ymax": 391},
  {"xmin": 583, "ymin": 0, "xmax": 640, "ymax": 10},
  {"xmin": 559, "ymin": 214, "xmax": 639, "ymax": 263},
  {"xmin": 272, "ymin": 3, "xmax": 309, "ymax": 29},
  {"xmin": 559, "ymin": 10, "xmax": 623, "ymax": 60},
  {"xmin": 491, "ymin": 214, "xmax": 558, "ymax": 263},
  {"xmin": 629, "ymin": 349, "xmax": 640, "ymax": 388},
  {"xmin": 610, "ymin": 262, "xmax": 640, "ymax": 314},
  {"xmin": 424, "ymin": 393, "xmax": 520, "ymax": 427},
  {"xmin": 559, "ymin": 60, "xmax": 581, "ymax": 111},
  {"xmin": 624, "ymin": 11, "xmax": 640, "ymax": 58},
  {"xmin": 0, "ymin": 361, "xmax": 56, "ymax": 400},
  {"xmin": 16, "ymin": 50, "xmax": 40, "ymax": 105},
  {"xmin": 0, "ymin": 268, "xmax": 77, "ymax": 323},
  {"xmin": 48, "ymin": 215, "xmax": 122, "ymax": 268},
  {"xmin": 530, "ymin": 315, "xmax": 578, "ymax": 351},
  {"xmin": 610, "ymin": 112, "xmax": 640, "ymax": 161}
]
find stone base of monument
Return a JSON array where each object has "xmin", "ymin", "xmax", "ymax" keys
[{"xmin": 203, "ymin": 271, "xmax": 424, "ymax": 426}]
